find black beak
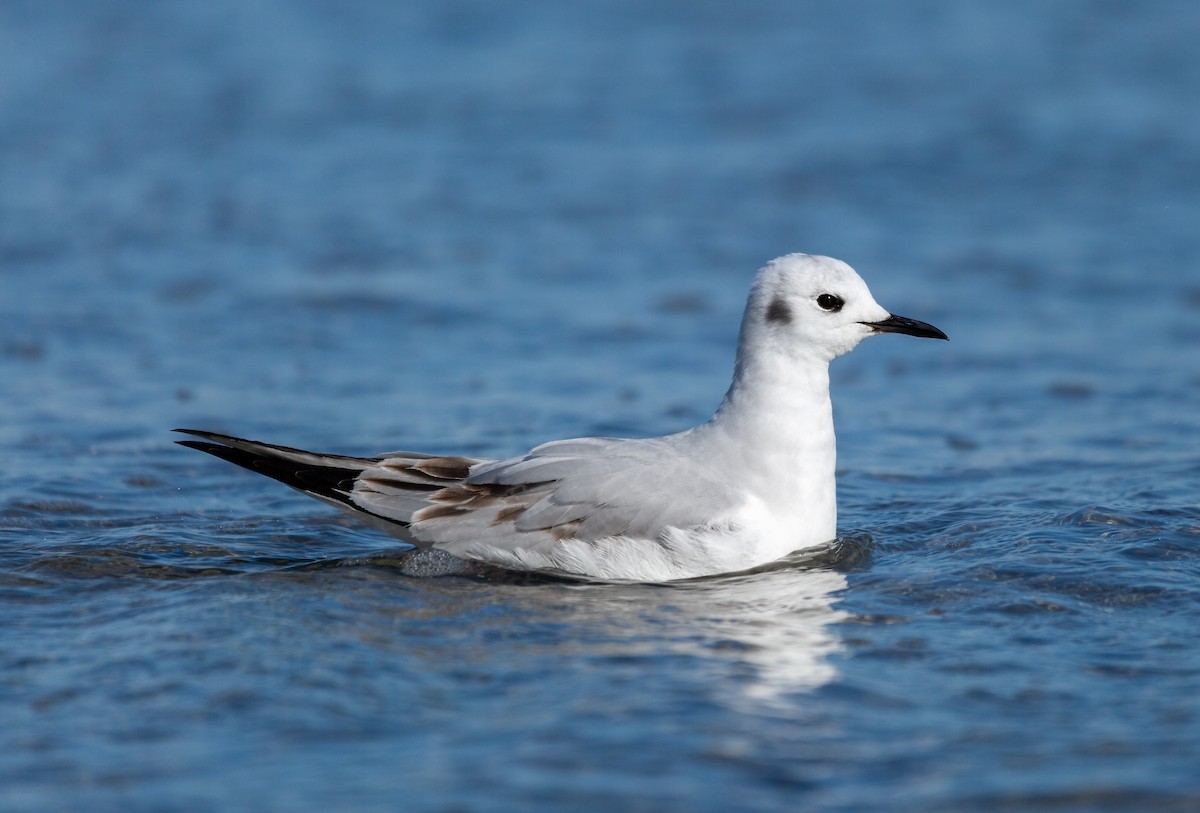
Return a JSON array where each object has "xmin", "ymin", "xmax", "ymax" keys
[{"xmin": 862, "ymin": 314, "xmax": 948, "ymax": 340}]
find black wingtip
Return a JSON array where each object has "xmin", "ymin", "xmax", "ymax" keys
[
  {"xmin": 175, "ymin": 438, "xmax": 239, "ymax": 458},
  {"xmin": 175, "ymin": 429, "xmax": 413, "ymax": 532},
  {"xmin": 174, "ymin": 428, "xmax": 234, "ymax": 443},
  {"xmin": 174, "ymin": 431, "xmax": 360, "ymax": 501},
  {"xmin": 175, "ymin": 436, "xmax": 280, "ymax": 475}
]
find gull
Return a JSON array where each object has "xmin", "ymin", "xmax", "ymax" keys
[{"xmin": 177, "ymin": 253, "xmax": 946, "ymax": 582}]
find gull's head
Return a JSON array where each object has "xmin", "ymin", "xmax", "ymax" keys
[{"xmin": 743, "ymin": 253, "xmax": 947, "ymax": 362}]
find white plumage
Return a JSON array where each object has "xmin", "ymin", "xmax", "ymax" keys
[{"xmin": 178, "ymin": 253, "xmax": 946, "ymax": 582}]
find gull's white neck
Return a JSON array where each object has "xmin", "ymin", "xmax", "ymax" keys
[
  {"xmin": 711, "ymin": 345, "xmax": 835, "ymax": 468},
  {"xmin": 699, "ymin": 344, "xmax": 839, "ymax": 545}
]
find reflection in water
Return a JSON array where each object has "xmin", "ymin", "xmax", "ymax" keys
[
  {"xmin": 660, "ymin": 567, "xmax": 849, "ymax": 703},
  {"xmin": 356, "ymin": 541, "xmax": 857, "ymax": 706},
  {"xmin": 456, "ymin": 547, "xmax": 856, "ymax": 708}
]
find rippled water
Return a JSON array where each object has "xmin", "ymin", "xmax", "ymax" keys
[{"xmin": 3, "ymin": 1, "xmax": 1200, "ymax": 810}]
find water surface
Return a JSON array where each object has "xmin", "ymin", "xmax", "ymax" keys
[{"xmin": 3, "ymin": 2, "xmax": 1200, "ymax": 811}]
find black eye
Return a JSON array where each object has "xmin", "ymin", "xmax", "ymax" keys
[{"xmin": 816, "ymin": 294, "xmax": 844, "ymax": 312}]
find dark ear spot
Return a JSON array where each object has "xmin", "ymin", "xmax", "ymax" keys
[{"xmin": 766, "ymin": 297, "xmax": 792, "ymax": 325}]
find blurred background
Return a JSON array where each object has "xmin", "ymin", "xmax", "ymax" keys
[
  {"xmin": 4, "ymin": 0, "xmax": 1196, "ymax": 458},
  {"xmin": 2, "ymin": 2, "xmax": 1199, "ymax": 811}
]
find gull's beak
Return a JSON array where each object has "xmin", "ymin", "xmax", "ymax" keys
[{"xmin": 862, "ymin": 314, "xmax": 948, "ymax": 340}]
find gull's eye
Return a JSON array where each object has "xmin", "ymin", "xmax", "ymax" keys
[{"xmin": 816, "ymin": 294, "xmax": 844, "ymax": 312}]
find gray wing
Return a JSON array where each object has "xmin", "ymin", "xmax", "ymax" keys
[
  {"xmin": 397, "ymin": 435, "xmax": 743, "ymax": 559},
  {"xmin": 178, "ymin": 429, "xmax": 742, "ymax": 562}
]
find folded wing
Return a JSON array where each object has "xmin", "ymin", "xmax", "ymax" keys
[
  {"xmin": 177, "ymin": 430, "xmax": 743, "ymax": 566},
  {"xmin": 402, "ymin": 436, "xmax": 743, "ymax": 560}
]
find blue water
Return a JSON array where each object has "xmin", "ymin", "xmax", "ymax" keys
[{"xmin": 3, "ymin": 1, "xmax": 1200, "ymax": 810}]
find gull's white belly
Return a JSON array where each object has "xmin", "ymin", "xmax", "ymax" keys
[{"xmin": 451, "ymin": 497, "xmax": 836, "ymax": 582}]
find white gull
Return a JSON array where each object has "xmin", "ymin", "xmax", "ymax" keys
[{"xmin": 177, "ymin": 253, "xmax": 946, "ymax": 582}]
